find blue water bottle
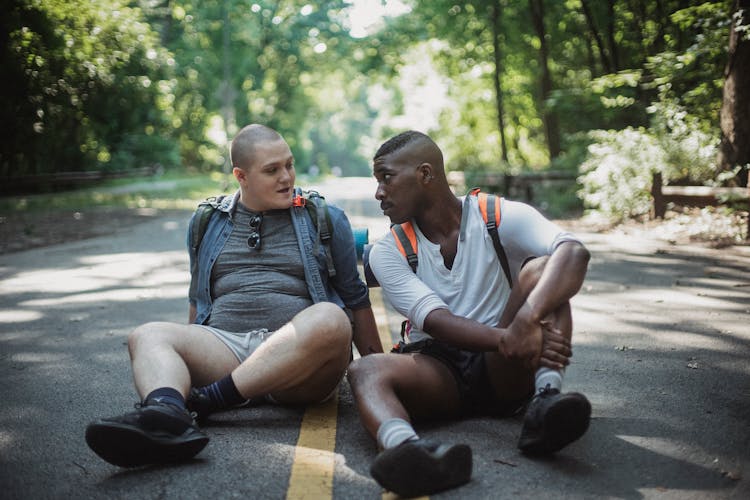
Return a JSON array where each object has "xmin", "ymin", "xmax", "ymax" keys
[{"xmin": 352, "ymin": 227, "xmax": 369, "ymax": 260}]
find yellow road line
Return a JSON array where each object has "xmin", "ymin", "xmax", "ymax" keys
[{"xmin": 286, "ymin": 391, "xmax": 339, "ymax": 500}]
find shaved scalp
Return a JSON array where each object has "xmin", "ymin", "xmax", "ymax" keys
[
  {"xmin": 231, "ymin": 124, "xmax": 284, "ymax": 170},
  {"xmin": 374, "ymin": 130, "xmax": 444, "ymax": 172}
]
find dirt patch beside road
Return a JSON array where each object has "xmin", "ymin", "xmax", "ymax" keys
[{"xmin": 0, "ymin": 206, "xmax": 190, "ymax": 255}]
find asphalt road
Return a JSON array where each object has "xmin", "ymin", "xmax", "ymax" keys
[{"xmin": 1, "ymin": 177, "xmax": 748, "ymax": 499}]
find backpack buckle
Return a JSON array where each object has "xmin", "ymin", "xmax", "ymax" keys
[{"xmin": 292, "ymin": 194, "xmax": 306, "ymax": 207}]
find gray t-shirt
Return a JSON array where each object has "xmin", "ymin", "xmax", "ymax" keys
[{"xmin": 208, "ymin": 203, "xmax": 313, "ymax": 332}]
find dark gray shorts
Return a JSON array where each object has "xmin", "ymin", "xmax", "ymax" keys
[{"xmin": 392, "ymin": 339, "xmax": 531, "ymax": 417}]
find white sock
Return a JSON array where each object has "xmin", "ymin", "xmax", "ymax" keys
[
  {"xmin": 376, "ymin": 418, "xmax": 419, "ymax": 450},
  {"xmin": 535, "ymin": 367, "xmax": 564, "ymax": 393}
]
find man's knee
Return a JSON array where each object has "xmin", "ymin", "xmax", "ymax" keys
[
  {"xmin": 300, "ymin": 302, "xmax": 352, "ymax": 345},
  {"xmin": 347, "ymin": 354, "xmax": 390, "ymax": 389},
  {"xmin": 127, "ymin": 321, "xmax": 175, "ymax": 356}
]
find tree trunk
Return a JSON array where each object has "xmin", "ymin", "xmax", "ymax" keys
[
  {"xmin": 606, "ymin": 0, "xmax": 619, "ymax": 71},
  {"xmin": 220, "ymin": 1, "xmax": 236, "ymax": 179},
  {"xmin": 530, "ymin": 0, "xmax": 561, "ymax": 159},
  {"xmin": 490, "ymin": 2, "xmax": 509, "ymax": 165},
  {"xmin": 718, "ymin": 0, "xmax": 750, "ymax": 187},
  {"xmin": 580, "ymin": 0, "xmax": 612, "ymax": 73}
]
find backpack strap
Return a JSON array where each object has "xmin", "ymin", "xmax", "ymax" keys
[
  {"xmin": 190, "ymin": 196, "xmax": 224, "ymax": 253},
  {"xmin": 188, "ymin": 195, "xmax": 226, "ymax": 301},
  {"xmin": 390, "ymin": 222, "xmax": 418, "ymax": 272},
  {"xmin": 294, "ymin": 189, "xmax": 336, "ymax": 278},
  {"xmin": 389, "ymin": 222, "xmax": 418, "ymax": 342},
  {"xmin": 469, "ymin": 188, "xmax": 513, "ymax": 287}
]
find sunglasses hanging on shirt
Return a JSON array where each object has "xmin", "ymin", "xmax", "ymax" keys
[{"xmin": 247, "ymin": 214, "xmax": 262, "ymax": 250}]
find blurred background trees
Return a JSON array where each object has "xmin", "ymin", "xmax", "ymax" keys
[{"xmin": 2, "ymin": 0, "xmax": 747, "ymax": 219}]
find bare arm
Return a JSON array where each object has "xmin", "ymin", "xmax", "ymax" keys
[
  {"xmin": 499, "ymin": 241, "xmax": 589, "ymax": 367},
  {"xmin": 521, "ymin": 241, "xmax": 589, "ymax": 325},
  {"xmin": 351, "ymin": 306, "xmax": 384, "ymax": 356},
  {"xmin": 423, "ymin": 241, "xmax": 587, "ymax": 368}
]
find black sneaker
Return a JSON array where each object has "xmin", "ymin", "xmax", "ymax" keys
[
  {"xmin": 185, "ymin": 387, "xmax": 215, "ymax": 423},
  {"xmin": 518, "ymin": 384, "xmax": 591, "ymax": 455},
  {"xmin": 85, "ymin": 401, "xmax": 209, "ymax": 467},
  {"xmin": 370, "ymin": 439, "xmax": 472, "ymax": 497}
]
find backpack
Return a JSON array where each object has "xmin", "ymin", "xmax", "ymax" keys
[
  {"xmin": 364, "ymin": 188, "xmax": 513, "ymax": 287},
  {"xmin": 188, "ymin": 189, "xmax": 336, "ymax": 300}
]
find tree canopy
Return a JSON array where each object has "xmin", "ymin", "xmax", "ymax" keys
[{"xmin": 2, "ymin": 0, "xmax": 747, "ymax": 215}]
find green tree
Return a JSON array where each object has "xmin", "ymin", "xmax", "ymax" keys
[
  {"xmin": 1, "ymin": 0, "xmax": 177, "ymax": 178},
  {"xmin": 149, "ymin": 0, "xmax": 359, "ymax": 172}
]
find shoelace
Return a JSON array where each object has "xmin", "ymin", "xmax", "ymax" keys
[{"xmin": 133, "ymin": 401, "xmax": 199, "ymax": 424}]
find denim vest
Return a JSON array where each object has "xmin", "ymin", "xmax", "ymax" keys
[{"xmin": 187, "ymin": 189, "xmax": 370, "ymax": 326}]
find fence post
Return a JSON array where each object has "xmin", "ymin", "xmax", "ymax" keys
[{"xmin": 651, "ymin": 172, "xmax": 665, "ymax": 219}]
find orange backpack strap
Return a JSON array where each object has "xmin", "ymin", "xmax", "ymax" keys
[
  {"xmin": 470, "ymin": 188, "xmax": 513, "ymax": 287},
  {"xmin": 390, "ymin": 222, "xmax": 418, "ymax": 272}
]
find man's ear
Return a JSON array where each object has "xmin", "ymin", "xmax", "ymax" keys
[
  {"xmin": 417, "ymin": 163, "xmax": 435, "ymax": 184},
  {"xmin": 233, "ymin": 166, "xmax": 245, "ymax": 184}
]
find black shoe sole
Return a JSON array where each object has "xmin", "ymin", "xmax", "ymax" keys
[
  {"xmin": 370, "ymin": 442, "xmax": 472, "ymax": 498},
  {"xmin": 85, "ymin": 421, "xmax": 209, "ymax": 467},
  {"xmin": 518, "ymin": 393, "xmax": 591, "ymax": 455}
]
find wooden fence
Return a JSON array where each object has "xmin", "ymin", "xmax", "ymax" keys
[
  {"xmin": 1, "ymin": 165, "xmax": 161, "ymax": 195},
  {"xmin": 447, "ymin": 170, "xmax": 577, "ymax": 203},
  {"xmin": 651, "ymin": 172, "xmax": 750, "ymax": 240}
]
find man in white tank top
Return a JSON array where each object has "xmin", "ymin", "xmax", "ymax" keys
[{"xmin": 348, "ymin": 131, "xmax": 591, "ymax": 498}]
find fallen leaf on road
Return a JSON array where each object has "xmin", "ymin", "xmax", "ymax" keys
[
  {"xmin": 721, "ymin": 470, "xmax": 741, "ymax": 481},
  {"xmin": 687, "ymin": 361, "xmax": 699, "ymax": 369}
]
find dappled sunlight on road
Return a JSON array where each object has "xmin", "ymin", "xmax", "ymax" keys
[
  {"xmin": 0, "ymin": 178, "xmax": 748, "ymax": 499},
  {"xmin": 0, "ymin": 250, "xmax": 187, "ymax": 295}
]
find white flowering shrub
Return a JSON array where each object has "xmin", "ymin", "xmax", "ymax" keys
[
  {"xmin": 578, "ymin": 128, "xmax": 666, "ymax": 220},
  {"xmin": 578, "ymin": 101, "xmax": 719, "ymax": 221},
  {"xmin": 648, "ymin": 100, "xmax": 719, "ymax": 183}
]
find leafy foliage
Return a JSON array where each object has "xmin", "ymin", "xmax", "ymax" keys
[
  {"xmin": 2, "ymin": 0, "xmax": 745, "ymax": 228},
  {"xmin": 578, "ymin": 127, "xmax": 665, "ymax": 220},
  {"xmin": 1, "ymin": 0, "xmax": 178, "ymax": 176}
]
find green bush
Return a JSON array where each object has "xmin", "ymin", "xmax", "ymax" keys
[
  {"xmin": 578, "ymin": 127, "xmax": 664, "ymax": 220},
  {"xmin": 578, "ymin": 100, "xmax": 719, "ymax": 221}
]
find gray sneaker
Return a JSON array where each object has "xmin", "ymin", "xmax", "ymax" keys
[
  {"xmin": 518, "ymin": 384, "xmax": 591, "ymax": 455},
  {"xmin": 85, "ymin": 401, "xmax": 209, "ymax": 467}
]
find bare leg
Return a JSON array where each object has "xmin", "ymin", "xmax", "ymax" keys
[
  {"xmin": 486, "ymin": 256, "xmax": 572, "ymax": 399},
  {"xmin": 128, "ymin": 322, "xmax": 240, "ymax": 399},
  {"xmin": 349, "ymin": 353, "xmax": 473, "ymax": 498},
  {"xmin": 232, "ymin": 302, "xmax": 353, "ymax": 404},
  {"xmin": 487, "ymin": 257, "xmax": 590, "ymax": 455},
  {"xmin": 347, "ymin": 353, "xmax": 461, "ymax": 440}
]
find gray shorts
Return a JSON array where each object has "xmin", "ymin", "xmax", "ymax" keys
[
  {"xmin": 196, "ymin": 325, "xmax": 339, "ymax": 405},
  {"xmin": 197, "ymin": 325, "xmax": 274, "ymax": 363}
]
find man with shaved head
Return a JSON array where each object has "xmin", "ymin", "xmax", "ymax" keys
[
  {"xmin": 86, "ymin": 124, "xmax": 381, "ymax": 467},
  {"xmin": 348, "ymin": 130, "xmax": 591, "ymax": 497}
]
